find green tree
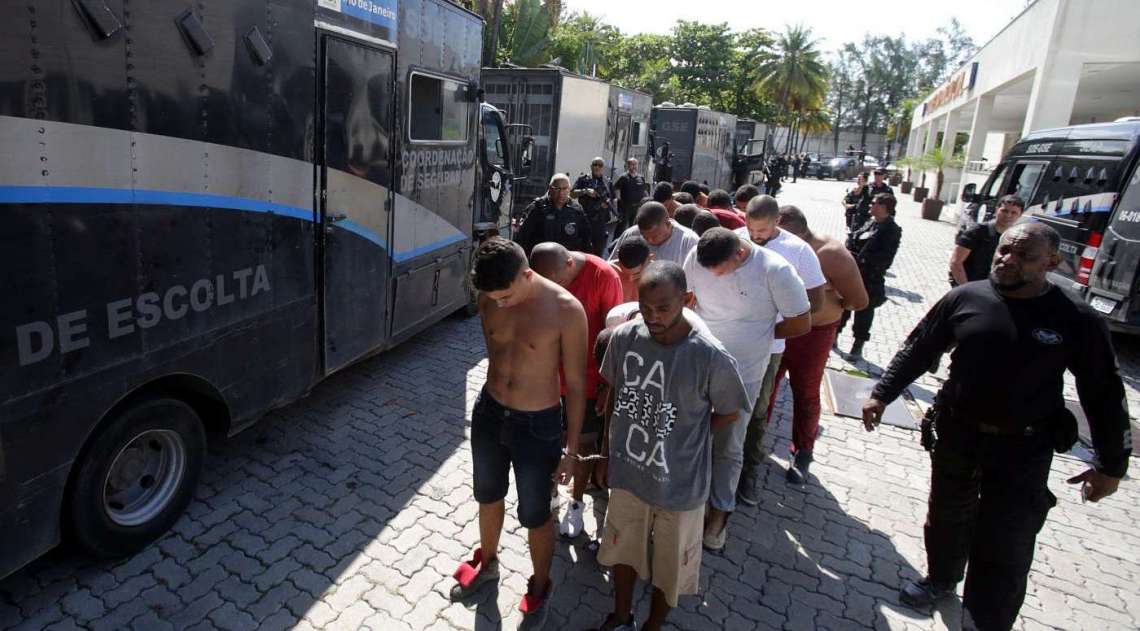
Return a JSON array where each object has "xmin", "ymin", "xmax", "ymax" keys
[
  {"xmin": 755, "ymin": 25, "xmax": 829, "ymax": 152},
  {"xmin": 668, "ymin": 21, "xmax": 737, "ymax": 111},
  {"xmin": 605, "ymin": 33, "xmax": 675, "ymax": 100},
  {"xmin": 548, "ymin": 12, "xmax": 622, "ymax": 76},
  {"xmin": 725, "ymin": 28, "xmax": 779, "ymax": 122}
]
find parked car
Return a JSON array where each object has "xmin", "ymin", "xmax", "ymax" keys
[
  {"xmin": 823, "ymin": 156, "xmax": 861, "ymax": 180},
  {"xmin": 805, "ymin": 155, "xmax": 831, "ymax": 178}
]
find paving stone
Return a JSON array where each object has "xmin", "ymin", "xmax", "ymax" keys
[
  {"xmin": 102, "ymin": 574, "xmax": 158, "ymax": 609},
  {"xmin": 208, "ymin": 601, "xmax": 259, "ymax": 631},
  {"xmin": 152, "ymin": 556, "xmax": 192, "ymax": 590},
  {"xmin": 60, "ymin": 588, "xmax": 106, "ymax": 621},
  {"xmin": 169, "ymin": 591, "xmax": 225, "ymax": 628}
]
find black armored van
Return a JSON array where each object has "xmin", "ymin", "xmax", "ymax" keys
[
  {"xmin": 961, "ymin": 119, "xmax": 1140, "ymax": 332},
  {"xmin": 0, "ymin": 0, "xmax": 521, "ymax": 578}
]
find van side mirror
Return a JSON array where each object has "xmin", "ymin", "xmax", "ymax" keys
[
  {"xmin": 961, "ymin": 183, "xmax": 977, "ymax": 204},
  {"xmin": 518, "ymin": 137, "xmax": 535, "ymax": 177}
]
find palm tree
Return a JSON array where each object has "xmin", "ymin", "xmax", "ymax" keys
[
  {"xmin": 754, "ymin": 25, "xmax": 829, "ymax": 153},
  {"xmin": 922, "ymin": 148, "xmax": 964, "ymax": 201},
  {"xmin": 796, "ymin": 107, "xmax": 831, "ymax": 154},
  {"xmin": 499, "ymin": 0, "xmax": 555, "ymax": 67}
]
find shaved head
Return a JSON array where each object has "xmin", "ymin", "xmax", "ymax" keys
[
  {"xmin": 529, "ymin": 242, "xmax": 575, "ymax": 286},
  {"xmin": 530, "ymin": 242, "xmax": 570, "ymax": 272},
  {"xmin": 1002, "ymin": 221, "xmax": 1059, "ymax": 253}
]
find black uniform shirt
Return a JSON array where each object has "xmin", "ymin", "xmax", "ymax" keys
[
  {"xmin": 514, "ymin": 196, "xmax": 593, "ymax": 255},
  {"xmin": 848, "ymin": 217, "xmax": 902, "ymax": 281},
  {"xmin": 873, "ymin": 281, "xmax": 1132, "ymax": 477},
  {"xmin": 950, "ymin": 222, "xmax": 1001, "ymax": 286},
  {"xmin": 614, "ymin": 172, "xmax": 646, "ymax": 212},
  {"xmin": 572, "ymin": 174, "xmax": 614, "ymax": 222},
  {"xmin": 845, "ymin": 186, "xmax": 872, "ymax": 217},
  {"xmin": 869, "ymin": 182, "xmax": 893, "ymax": 198}
]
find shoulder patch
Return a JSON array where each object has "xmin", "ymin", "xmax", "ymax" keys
[{"xmin": 1031, "ymin": 328, "xmax": 1063, "ymax": 345}]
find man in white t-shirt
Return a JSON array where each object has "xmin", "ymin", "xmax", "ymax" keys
[
  {"xmin": 682, "ymin": 228, "xmax": 810, "ymax": 550},
  {"xmin": 733, "ymin": 196, "xmax": 826, "ymax": 497},
  {"xmin": 609, "ymin": 201, "xmax": 699, "ymax": 266}
]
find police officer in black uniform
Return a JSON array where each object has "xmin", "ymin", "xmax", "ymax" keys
[
  {"xmin": 613, "ymin": 157, "xmax": 646, "ymax": 239},
  {"xmin": 571, "ymin": 157, "xmax": 616, "ymax": 257},
  {"xmin": 862, "ymin": 222, "xmax": 1131, "ymax": 631},
  {"xmin": 843, "ymin": 172, "xmax": 873, "ymax": 232},
  {"xmin": 870, "ymin": 167, "xmax": 893, "ymax": 198},
  {"xmin": 839, "ymin": 192, "xmax": 902, "ymax": 357},
  {"xmin": 514, "ymin": 173, "xmax": 594, "ymax": 257}
]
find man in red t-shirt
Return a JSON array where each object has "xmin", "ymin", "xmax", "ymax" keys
[
  {"xmin": 706, "ymin": 188, "xmax": 746, "ymax": 230},
  {"xmin": 530, "ymin": 242, "xmax": 624, "ymax": 539}
]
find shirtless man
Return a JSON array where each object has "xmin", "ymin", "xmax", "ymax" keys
[
  {"xmin": 763, "ymin": 206, "xmax": 867, "ymax": 482},
  {"xmin": 451, "ymin": 238, "xmax": 588, "ymax": 629}
]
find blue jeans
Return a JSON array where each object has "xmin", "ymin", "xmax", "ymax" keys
[{"xmin": 471, "ymin": 388, "xmax": 562, "ymax": 528}]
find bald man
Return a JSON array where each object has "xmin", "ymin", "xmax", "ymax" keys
[
  {"xmin": 531, "ymin": 242, "xmax": 624, "ymax": 539},
  {"xmin": 863, "ymin": 222, "xmax": 1131, "ymax": 630}
]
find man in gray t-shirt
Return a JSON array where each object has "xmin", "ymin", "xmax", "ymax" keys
[
  {"xmin": 609, "ymin": 201, "xmax": 699, "ymax": 266},
  {"xmin": 593, "ymin": 261, "xmax": 748, "ymax": 630},
  {"xmin": 601, "ymin": 311, "xmax": 748, "ymax": 512}
]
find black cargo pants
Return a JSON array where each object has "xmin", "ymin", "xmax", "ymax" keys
[{"xmin": 924, "ymin": 422, "xmax": 1057, "ymax": 631}]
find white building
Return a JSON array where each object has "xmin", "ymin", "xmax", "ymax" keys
[{"xmin": 906, "ymin": 0, "xmax": 1140, "ymax": 205}]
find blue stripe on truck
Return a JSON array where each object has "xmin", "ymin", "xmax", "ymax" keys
[{"xmin": 0, "ymin": 185, "xmax": 469, "ymax": 258}]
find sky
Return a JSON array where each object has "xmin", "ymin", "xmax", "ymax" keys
[{"xmin": 561, "ymin": 0, "xmax": 1031, "ymax": 53}]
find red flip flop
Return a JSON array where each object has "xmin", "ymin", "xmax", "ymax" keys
[{"xmin": 450, "ymin": 549, "xmax": 500, "ymax": 601}]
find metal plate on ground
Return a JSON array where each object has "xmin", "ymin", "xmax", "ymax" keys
[{"xmin": 825, "ymin": 370, "xmax": 919, "ymax": 430}]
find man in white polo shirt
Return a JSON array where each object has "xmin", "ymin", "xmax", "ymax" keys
[
  {"xmin": 682, "ymin": 228, "xmax": 810, "ymax": 550},
  {"xmin": 734, "ymin": 196, "xmax": 827, "ymax": 496}
]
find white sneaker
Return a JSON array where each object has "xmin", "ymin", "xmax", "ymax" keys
[{"xmin": 559, "ymin": 501, "xmax": 584, "ymax": 538}]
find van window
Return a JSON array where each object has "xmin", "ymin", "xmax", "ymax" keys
[
  {"xmin": 483, "ymin": 119, "xmax": 506, "ymax": 168},
  {"xmin": 979, "ymin": 163, "xmax": 1010, "ymax": 199},
  {"xmin": 631, "ymin": 121, "xmax": 643, "ymax": 146},
  {"xmin": 410, "ymin": 73, "xmax": 469, "ymax": 142},
  {"xmin": 1007, "ymin": 161, "xmax": 1046, "ymax": 204},
  {"xmin": 1031, "ymin": 157, "xmax": 1117, "ymax": 210}
]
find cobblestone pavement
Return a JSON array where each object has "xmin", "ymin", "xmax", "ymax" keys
[{"xmin": 1, "ymin": 178, "xmax": 1137, "ymax": 631}]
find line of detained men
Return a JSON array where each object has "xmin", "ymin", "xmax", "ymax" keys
[{"xmin": 452, "ymin": 175, "xmax": 1131, "ymax": 631}]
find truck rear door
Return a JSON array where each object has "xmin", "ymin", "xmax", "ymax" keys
[
  {"xmin": 1088, "ymin": 161, "xmax": 1140, "ymax": 323},
  {"xmin": 1029, "ymin": 157, "xmax": 1116, "ymax": 289},
  {"xmin": 318, "ymin": 36, "xmax": 395, "ymax": 373}
]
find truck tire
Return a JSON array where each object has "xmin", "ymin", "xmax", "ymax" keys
[{"xmin": 67, "ymin": 397, "xmax": 206, "ymax": 558}]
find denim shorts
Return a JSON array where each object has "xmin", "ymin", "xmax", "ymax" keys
[{"xmin": 471, "ymin": 388, "xmax": 562, "ymax": 528}]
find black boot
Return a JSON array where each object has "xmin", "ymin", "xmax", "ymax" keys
[
  {"xmin": 849, "ymin": 340, "xmax": 865, "ymax": 358},
  {"xmin": 786, "ymin": 450, "xmax": 813, "ymax": 485},
  {"xmin": 899, "ymin": 577, "xmax": 955, "ymax": 610}
]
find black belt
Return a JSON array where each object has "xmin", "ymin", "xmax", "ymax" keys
[{"xmin": 976, "ymin": 423, "xmax": 1038, "ymax": 437}]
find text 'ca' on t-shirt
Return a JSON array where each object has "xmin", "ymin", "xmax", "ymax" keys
[{"xmin": 600, "ymin": 320, "xmax": 750, "ymax": 511}]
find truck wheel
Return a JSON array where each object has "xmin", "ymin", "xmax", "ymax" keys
[{"xmin": 67, "ymin": 397, "xmax": 206, "ymax": 558}]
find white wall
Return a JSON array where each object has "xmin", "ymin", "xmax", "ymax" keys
[
  {"xmin": 554, "ymin": 76, "xmax": 610, "ymax": 179},
  {"xmin": 912, "ymin": 0, "xmax": 1059, "ymax": 129}
]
